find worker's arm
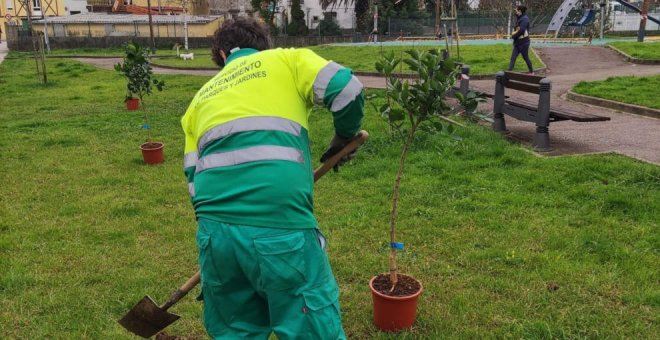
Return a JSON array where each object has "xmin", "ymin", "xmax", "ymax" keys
[
  {"xmin": 290, "ymin": 48, "xmax": 364, "ymax": 166},
  {"xmin": 181, "ymin": 104, "xmax": 198, "ymax": 200},
  {"xmin": 313, "ymin": 59, "xmax": 365, "ymax": 165},
  {"xmin": 293, "ymin": 48, "xmax": 365, "ymax": 139},
  {"xmin": 318, "ymin": 64, "xmax": 365, "ymax": 139}
]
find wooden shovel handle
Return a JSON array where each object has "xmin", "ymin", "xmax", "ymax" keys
[
  {"xmin": 160, "ymin": 271, "xmax": 201, "ymax": 311},
  {"xmin": 313, "ymin": 130, "xmax": 369, "ymax": 183},
  {"xmin": 173, "ymin": 130, "xmax": 369, "ymax": 309}
]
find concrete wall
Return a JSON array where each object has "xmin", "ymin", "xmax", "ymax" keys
[{"xmin": 30, "ymin": 19, "xmax": 222, "ymax": 38}]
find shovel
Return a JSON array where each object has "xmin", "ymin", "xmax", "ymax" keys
[{"xmin": 119, "ymin": 130, "xmax": 369, "ymax": 338}]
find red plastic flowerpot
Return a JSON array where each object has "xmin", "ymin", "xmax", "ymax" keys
[
  {"xmin": 369, "ymin": 274, "xmax": 423, "ymax": 332},
  {"xmin": 140, "ymin": 142, "xmax": 164, "ymax": 165},
  {"xmin": 126, "ymin": 98, "xmax": 139, "ymax": 111}
]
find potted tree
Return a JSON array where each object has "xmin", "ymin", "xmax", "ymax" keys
[
  {"xmin": 369, "ymin": 49, "xmax": 468, "ymax": 331},
  {"xmin": 114, "ymin": 41, "xmax": 166, "ymax": 164}
]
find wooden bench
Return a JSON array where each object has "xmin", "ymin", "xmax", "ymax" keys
[{"xmin": 492, "ymin": 71, "xmax": 610, "ymax": 151}]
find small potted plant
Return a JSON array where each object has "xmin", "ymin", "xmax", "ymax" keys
[
  {"xmin": 369, "ymin": 49, "xmax": 467, "ymax": 331},
  {"xmin": 114, "ymin": 41, "xmax": 166, "ymax": 164}
]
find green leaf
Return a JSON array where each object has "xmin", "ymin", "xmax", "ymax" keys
[
  {"xmin": 389, "ymin": 109, "xmax": 405, "ymax": 122},
  {"xmin": 407, "ymin": 49, "xmax": 420, "ymax": 60},
  {"xmin": 375, "ymin": 61, "xmax": 383, "ymax": 73},
  {"xmin": 379, "ymin": 104, "xmax": 390, "ymax": 114},
  {"xmin": 401, "ymin": 83, "xmax": 409, "ymax": 103},
  {"xmin": 403, "ymin": 58, "xmax": 418, "ymax": 71}
]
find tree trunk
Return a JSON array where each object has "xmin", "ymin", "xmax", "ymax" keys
[
  {"xmin": 388, "ymin": 121, "xmax": 417, "ymax": 289},
  {"xmin": 146, "ymin": 0, "xmax": 156, "ymax": 49}
]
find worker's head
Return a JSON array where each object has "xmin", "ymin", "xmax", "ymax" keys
[
  {"xmin": 211, "ymin": 17, "xmax": 272, "ymax": 68},
  {"xmin": 516, "ymin": 5, "xmax": 527, "ymax": 16}
]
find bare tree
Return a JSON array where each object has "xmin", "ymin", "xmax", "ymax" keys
[
  {"xmin": 525, "ymin": 0, "xmax": 565, "ymax": 28},
  {"xmin": 478, "ymin": 0, "xmax": 513, "ymax": 35}
]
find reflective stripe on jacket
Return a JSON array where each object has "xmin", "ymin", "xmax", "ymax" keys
[{"xmin": 181, "ymin": 47, "xmax": 364, "ymax": 228}]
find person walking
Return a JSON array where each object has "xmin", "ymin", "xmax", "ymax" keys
[
  {"xmin": 180, "ymin": 17, "xmax": 364, "ymax": 339},
  {"xmin": 508, "ymin": 5, "xmax": 534, "ymax": 75}
]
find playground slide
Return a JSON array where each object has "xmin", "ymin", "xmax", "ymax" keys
[
  {"xmin": 566, "ymin": 9, "xmax": 596, "ymax": 26},
  {"xmin": 614, "ymin": 0, "xmax": 660, "ymax": 26}
]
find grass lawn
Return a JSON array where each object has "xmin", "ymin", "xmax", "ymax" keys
[
  {"xmin": 153, "ymin": 44, "xmax": 542, "ymax": 75},
  {"xmin": 608, "ymin": 41, "xmax": 660, "ymax": 60},
  {"xmin": 0, "ymin": 55, "xmax": 658, "ymax": 339},
  {"xmin": 42, "ymin": 44, "xmax": 541, "ymax": 76},
  {"xmin": 573, "ymin": 75, "xmax": 660, "ymax": 109},
  {"xmin": 9, "ymin": 47, "xmax": 216, "ymax": 69},
  {"xmin": 41, "ymin": 47, "xmax": 212, "ymax": 58}
]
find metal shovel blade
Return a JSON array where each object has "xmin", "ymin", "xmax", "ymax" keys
[{"xmin": 118, "ymin": 296, "xmax": 181, "ymax": 338}]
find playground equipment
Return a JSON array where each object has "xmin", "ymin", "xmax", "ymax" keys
[
  {"xmin": 615, "ymin": 0, "xmax": 660, "ymax": 25},
  {"xmin": 567, "ymin": 7, "xmax": 598, "ymax": 37},
  {"xmin": 566, "ymin": 8, "xmax": 597, "ymax": 27},
  {"xmin": 546, "ymin": 0, "xmax": 600, "ymax": 38},
  {"xmin": 547, "ymin": 0, "xmax": 660, "ymax": 40},
  {"xmin": 614, "ymin": 0, "xmax": 660, "ymax": 41}
]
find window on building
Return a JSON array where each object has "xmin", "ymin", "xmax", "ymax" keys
[
  {"xmin": 312, "ymin": 16, "xmax": 319, "ymax": 22},
  {"xmin": 324, "ymin": 11, "xmax": 337, "ymax": 19},
  {"xmin": 32, "ymin": 0, "xmax": 41, "ymax": 10}
]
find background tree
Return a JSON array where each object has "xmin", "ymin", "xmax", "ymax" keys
[
  {"xmin": 319, "ymin": 0, "xmax": 370, "ymax": 33},
  {"xmin": 320, "ymin": 0, "xmax": 428, "ymax": 35},
  {"xmin": 378, "ymin": 0, "xmax": 429, "ymax": 36},
  {"xmin": 319, "ymin": 15, "xmax": 343, "ymax": 35},
  {"xmin": 355, "ymin": 0, "xmax": 371, "ymax": 33},
  {"xmin": 287, "ymin": 0, "xmax": 309, "ymax": 35},
  {"xmin": 250, "ymin": 0, "xmax": 279, "ymax": 29}
]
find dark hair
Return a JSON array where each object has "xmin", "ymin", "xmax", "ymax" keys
[
  {"xmin": 517, "ymin": 5, "xmax": 527, "ymax": 14},
  {"xmin": 211, "ymin": 18, "xmax": 272, "ymax": 68}
]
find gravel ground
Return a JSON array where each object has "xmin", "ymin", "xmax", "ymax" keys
[{"xmin": 0, "ymin": 42, "xmax": 657, "ymax": 164}]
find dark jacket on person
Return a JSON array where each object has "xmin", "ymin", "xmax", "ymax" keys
[{"xmin": 511, "ymin": 14, "xmax": 530, "ymax": 45}]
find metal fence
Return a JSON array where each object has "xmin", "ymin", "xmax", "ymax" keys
[
  {"xmin": 4, "ymin": 23, "xmax": 356, "ymax": 50},
  {"xmin": 376, "ymin": 10, "xmax": 558, "ymax": 38}
]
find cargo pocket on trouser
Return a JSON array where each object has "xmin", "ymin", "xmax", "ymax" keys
[
  {"xmin": 302, "ymin": 282, "xmax": 345, "ymax": 340},
  {"xmin": 196, "ymin": 229, "xmax": 210, "ymax": 303},
  {"xmin": 196, "ymin": 224, "xmax": 235, "ymax": 336},
  {"xmin": 254, "ymin": 231, "xmax": 306, "ymax": 291}
]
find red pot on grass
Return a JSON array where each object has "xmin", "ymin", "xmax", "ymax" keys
[
  {"xmin": 126, "ymin": 98, "xmax": 139, "ymax": 111},
  {"xmin": 140, "ymin": 142, "xmax": 164, "ymax": 165},
  {"xmin": 369, "ymin": 273, "xmax": 423, "ymax": 332}
]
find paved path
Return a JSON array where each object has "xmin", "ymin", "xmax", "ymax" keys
[
  {"xmin": 360, "ymin": 46, "xmax": 660, "ymax": 164},
  {"xmin": 68, "ymin": 47, "xmax": 660, "ymax": 164}
]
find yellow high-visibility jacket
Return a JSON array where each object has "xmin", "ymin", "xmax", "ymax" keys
[{"xmin": 181, "ymin": 47, "xmax": 364, "ymax": 228}]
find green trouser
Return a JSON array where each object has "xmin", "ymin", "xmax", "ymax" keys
[{"xmin": 196, "ymin": 218, "xmax": 347, "ymax": 340}]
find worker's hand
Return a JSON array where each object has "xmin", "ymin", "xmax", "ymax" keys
[{"xmin": 320, "ymin": 134, "xmax": 358, "ymax": 172}]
